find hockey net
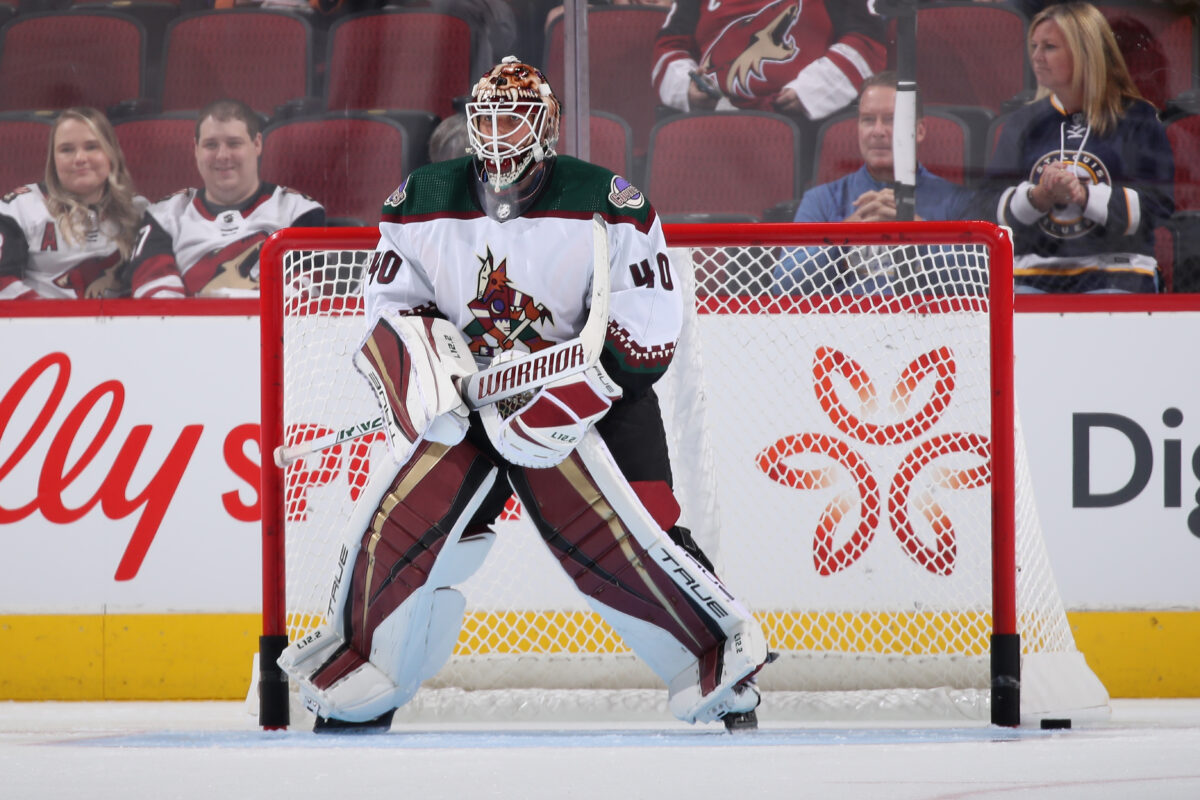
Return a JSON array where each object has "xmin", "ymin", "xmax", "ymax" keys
[{"xmin": 256, "ymin": 222, "xmax": 1109, "ymax": 728}]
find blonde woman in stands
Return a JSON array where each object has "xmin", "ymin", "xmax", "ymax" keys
[
  {"xmin": 0, "ymin": 107, "xmax": 146, "ymax": 299},
  {"xmin": 976, "ymin": 2, "xmax": 1174, "ymax": 293}
]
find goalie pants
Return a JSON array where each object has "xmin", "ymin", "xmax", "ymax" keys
[{"xmin": 316, "ymin": 388, "xmax": 728, "ymax": 693}]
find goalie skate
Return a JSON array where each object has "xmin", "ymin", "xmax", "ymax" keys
[{"xmin": 667, "ymin": 625, "xmax": 771, "ymax": 725}]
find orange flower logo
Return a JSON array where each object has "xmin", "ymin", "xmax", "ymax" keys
[{"xmin": 756, "ymin": 346, "xmax": 990, "ymax": 576}]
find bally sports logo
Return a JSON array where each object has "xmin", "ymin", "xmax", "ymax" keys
[{"xmin": 756, "ymin": 345, "xmax": 988, "ymax": 577}]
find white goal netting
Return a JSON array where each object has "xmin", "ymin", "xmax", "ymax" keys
[{"xmin": 258, "ymin": 223, "xmax": 1109, "ymax": 725}]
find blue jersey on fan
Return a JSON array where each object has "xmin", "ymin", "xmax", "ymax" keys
[{"xmin": 975, "ymin": 94, "xmax": 1174, "ymax": 293}]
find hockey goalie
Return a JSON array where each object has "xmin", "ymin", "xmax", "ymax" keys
[{"xmin": 276, "ymin": 57, "xmax": 771, "ymax": 732}]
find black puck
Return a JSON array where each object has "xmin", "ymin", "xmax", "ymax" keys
[{"xmin": 1040, "ymin": 718, "xmax": 1071, "ymax": 730}]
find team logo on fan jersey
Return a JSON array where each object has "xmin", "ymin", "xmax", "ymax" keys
[
  {"xmin": 384, "ymin": 178, "xmax": 408, "ymax": 210},
  {"xmin": 700, "ymin": 0, "xmax": 799, "ymax": 104},
  {"xmin": 52, "ymin": 252, "xmax": 123, "ymax": 298},
  {"xmin": 462, "ymin": 246, "xmax": 555, "ymax": 358},
  {"xmin": 608, "ymin": 176, "xmax": 645, "ymax": 209},
  {"xmin": 1031, "ymin": 150, "xmax": 1110, "ymax": 239}
]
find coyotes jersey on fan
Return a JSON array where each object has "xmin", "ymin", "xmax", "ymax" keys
[
  {"xmin": 0, "ymin": 184, "xmax": 148, "ymax": 300},
  {"xmin": 652, "ymin": 0, "xmax": 887, "ymax": 117},
  {"xmin": 128, "ymin": 182, "xmax": 324, "ymax": 298},
  {"xmin": 366, "ymin": 156, "xmax": 679, "ymax": 397}
]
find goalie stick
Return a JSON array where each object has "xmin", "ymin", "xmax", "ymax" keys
[{"xmin": 274, "ymin": 214, "xmax": 612, "ymax": 467}]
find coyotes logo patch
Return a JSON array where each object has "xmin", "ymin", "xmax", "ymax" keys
[{"xmin": 463, "ymin": 247, "xmax": 554, "ymax": 358}]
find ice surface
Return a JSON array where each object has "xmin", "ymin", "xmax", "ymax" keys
[{"xmin": 2, "ymin": 699, "xmax": 1199, "ymax": 799}]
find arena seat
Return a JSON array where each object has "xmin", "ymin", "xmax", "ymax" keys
[
  {"xmin": 543, "ymin": 6, "xmax": 668, "ymax": 159},
  {"xmin": 67, "ymin": 1, "xmax": 184, "ymax": 97},
  {"xmin": 260, "ymin": 112, "xmax": 414, "ymax": 225},
  {"xmin": 0, "ymin": 11, "xmax": 145, "ymax": 113},
  {"xmin": 160, "ymin": 10, "xmax": 313, "ymax": 116},
  {"xmin": 644, "ymin": 111, "xmax": 803, "ymax": 221},
  {"xmin": 557, "ymin": 111, "xmax": 635, "ymax": 183},
  {"xmin": 114, "ymin": 112, "xmax": 198, "ymax": 202},
  {"xmin": 324, "ymin": 10, "xmax": 472, "ymax": 122},
  {"xmin": 914, "ymin": 2, "xmax": 1032, "ymax": 114},
  {"xmin": 1097, "ymin": 1, "xmax": 1196, "ymax": 111},
  {"xmin": 1166, "ymin": 112, "xmax": 1200, "ymax": 212},
  {"xmin": 0, "ymin": 111, "xmax": 52, "ymax": 193}
]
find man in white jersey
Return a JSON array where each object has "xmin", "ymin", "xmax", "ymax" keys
[
  {"xmin": 125, "ymin": 99, "xmax": 324, "ymax": 298},
  {"xmin": 276, "ymin": 57, "xmax": 770, "ymax": 733}
]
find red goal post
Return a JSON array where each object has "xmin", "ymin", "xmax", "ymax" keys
[{"xmin": 257, "ymin": 221, "xmax": 1106, "ymax": 730}]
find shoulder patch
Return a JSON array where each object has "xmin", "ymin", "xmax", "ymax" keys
[
  {"xmin": 384, "ymin": 178, "xmax": 408, "ymax": 210},
  {"xmin": 2, "ymin": 185, "xmax": 33, "ymax": 204},
  {"xmin": 608, "ymin": 175, "xmax": 645, "ymax": 209},
  {"xmin": 280, "ymin": 186, "xmax": 319, "ymax": 203}
]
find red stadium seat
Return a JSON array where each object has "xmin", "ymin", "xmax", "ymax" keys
[
  {"xmin": 324, "ymin": 11, "xmax": 473, "ymax": 122},
  {"xmin": 260, "ymin": 113, "xmax": 413, "ymax": 225},
  {"xmin": 115, "ymin": 112, "xmax": 199, "ymax": 202},
  {"xmin": 0, "ymin": 11, "xmax": 145, "ymax": 112},
  {"xmin": 67, "ymin": 1, "xmax": 184, "ymax": 93},
  {"xmin": 1097, "ymin": 2, "xmax": 1195, "ymax": 111},
  {"xmin": 812, "ymin": 107, "xmax": 973, "ymax": 188},
  {"xmin": 0, "ymin": 112, "xmax": 52, "ymax": 193},
  {"xmin": 544, "ymin": 6, "xmax": 668, "ymax": 159},
  {"xmin": 645, "ymin": 111, "xmax": 803, "ymax": 221},
  {"xmin": 914, "ymin": 2, "xmax": 1032, "ymax": 114},
  {"xmin": 1166, "ymin": 113, "xmax": 1200, "ymax": 212},
  {"xmin": 161, "ymin": 10, "xmax": 313, "ymax": 116},
  {"xmin": 557, "ymin": 111, "xmax": 634, "ymax": 182}
]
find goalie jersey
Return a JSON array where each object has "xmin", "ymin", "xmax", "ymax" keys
[
  {"xmin": 0, "ymin": 183, "xmax": 148, "ymax": 300},
  {"xmin": 651, "ymin": 0, "xmax": 887, "ymax": 116},
  {"xmin": 127, "ymin": 182, "xmax": 325, "ymax": 298},
  {"xmin": 366, "ymin": 156, "xmax": 679, "ymax": 397}
]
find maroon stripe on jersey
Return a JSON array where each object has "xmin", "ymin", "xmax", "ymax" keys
[
  {"xmin": 190, "ymin": 193, "xmax": 217, "ymax": 221},
  {"xmin": 382, "ymin": 210, "xmax": 484, "ymax": 224},
  {"xmin": 523, "ymin": 207, "xmax": 657, "ymax": 237},
  {"xmin": 241, "ymin": 185, "xmax": 276, "ymax": 216},
  {"xmin": 514, "ymin": 455, "xmax": 724, "ymax": 658}
]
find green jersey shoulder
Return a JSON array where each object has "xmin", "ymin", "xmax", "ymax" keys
[{"xmin": 381, "ymin": 156, "xmax": 652, "ymax": 224}]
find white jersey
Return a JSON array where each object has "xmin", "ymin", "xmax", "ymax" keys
[
  {"xmin": 0, "ymin": 183, "xmax": 147, "ymax": 300},
  {"xmin": 366, "ymin": 156, "xmax": 679, "ymax": 393},
  {"xmin": 128, "ymin": 182, "xmax": 324, "ymax": 298}
]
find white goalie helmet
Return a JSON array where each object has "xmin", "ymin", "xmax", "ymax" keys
[{"xmin": 466, "ymin": 56, "xmax": 561, "ymax": 193}]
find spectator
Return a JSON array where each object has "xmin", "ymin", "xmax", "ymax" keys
[
  {"xmin": 774, "ymin": 71, "xmax": 973, "ymax": 295},
  {"xmin": 0, "ymin": 107, "xmax": 146, "ymax": 300},
  {"xmin": 975, "ymin": 1, "xmax": 1174, "ymax": 293},
  {"xmin": 651, "ymin": 0, "xmax": 887, "ymax": 119},
  {"xmin": 428, "ymin": 112, "xmax": 470, "ymax": 162},
  {"xmin": 126, "ymin": 99, "xmax": 325, "ymax": 298}
]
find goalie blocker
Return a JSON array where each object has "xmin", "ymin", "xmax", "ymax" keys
[{"xmin": 277, "ymin": 312, "xmax": 770, "ymax": 729}]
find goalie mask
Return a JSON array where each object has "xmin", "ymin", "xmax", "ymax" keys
[{"xmin": 466, "ymin": 56, "xmax": 560, "ymax": 220}]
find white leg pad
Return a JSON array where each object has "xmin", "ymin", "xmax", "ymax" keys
[
  {"xmin": 583, "ymin": 597, "xmax": 696, "ymax": 686},
  {"xmin": 427, "ymin": 531, "xmax": 496, "ymax": 588},
  {"xmin": 667, "ymin": 618, "xmax": 768, "ymax": 724},
  {"xmin": 278, "ymin": 585, "xmax": 470, "ymax": 723},
  {"xmin": 277, "ymin": 622, "xmax": 405, "ymax": 723}
]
